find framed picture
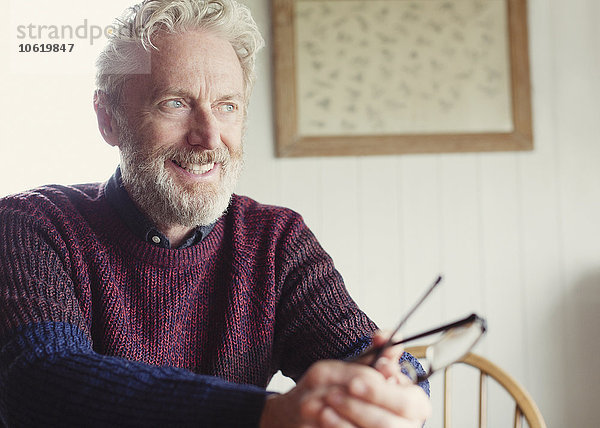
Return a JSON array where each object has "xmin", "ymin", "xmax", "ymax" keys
[{"xmin": 272, "ymin": 0, "xmax": 533, "ymax": 157}]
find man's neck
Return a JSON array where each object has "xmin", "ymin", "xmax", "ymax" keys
[{"xmin": 158, "ymin": 224, "xmax": 196, "ymax": 248}]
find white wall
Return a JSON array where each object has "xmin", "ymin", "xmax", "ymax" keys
[
  {"xmin": 243, "ymin": 1, "xmax": 600, "ymax": 425},
  {"xmin": 1, "ymin": 0, "xmax": 599, "ymax": 427}
]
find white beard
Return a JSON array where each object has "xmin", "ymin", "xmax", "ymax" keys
[{"xmin": 118, "ymin": 122, "xmax": 244, "ymax": 228}]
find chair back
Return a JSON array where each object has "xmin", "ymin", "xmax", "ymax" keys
[{"xmin": 405, "ymin": 346, "xmax": 547, "ymax": 428}]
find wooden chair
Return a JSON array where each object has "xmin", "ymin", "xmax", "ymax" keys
[{"xmin": 405, "ymin": 346, "xmax": 547, "ymax": 428}]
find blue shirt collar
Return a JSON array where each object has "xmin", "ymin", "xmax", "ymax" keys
[{"xmin": 104, "ymin": 167, "xmax": 214, "ymax": 249}]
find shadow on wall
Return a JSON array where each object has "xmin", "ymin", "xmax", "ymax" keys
[{"xmin": 564, "ymin": 270, "xmax": 600, "ymax": 426}]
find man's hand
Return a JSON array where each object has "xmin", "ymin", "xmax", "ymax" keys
[
  {"xmin": 355, "ymin": 330, "xmax": 407, "ymax": 383},
  {"xmin": 260, "ymin": 333, "xmax": 431, "ymax": 427}
]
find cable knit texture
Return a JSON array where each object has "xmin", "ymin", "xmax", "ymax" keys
[{"xmin": 0, "ymin": 182, "xmax": 428, "ymax": 427}]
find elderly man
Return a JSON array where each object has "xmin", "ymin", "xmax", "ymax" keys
[{"xmin": 0, "ymin": 0, "xmax": 430, "ymax": 426}]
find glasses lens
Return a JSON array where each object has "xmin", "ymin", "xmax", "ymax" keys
[{"xmin": 426, "ymin": 319, "xmax": 484, "ymax": 373}]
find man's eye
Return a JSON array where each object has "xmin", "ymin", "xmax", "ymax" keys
[
  {"xmin": 217, "ymin": 103, "xmax": 237, "ymax": 113},
  {"xmin": 163, "ymin": 100, "xmax": 185, "ymax": 109}
]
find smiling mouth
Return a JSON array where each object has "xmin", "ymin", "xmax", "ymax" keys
[{"xmin": 172, "ymin": 160, "xmax": 216, "ymax": 175}]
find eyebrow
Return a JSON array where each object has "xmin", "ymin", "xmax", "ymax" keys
[
  {"xmin": 149, "ymin": 87, "xmax": 192, "ymax": 103},
  {"xmin": 214, "ymin": 92, "xmax": 245, "ymax": 103},
  {"xmin": 150, "ymin": 88, "xmax": 245, "ymax": 104}
]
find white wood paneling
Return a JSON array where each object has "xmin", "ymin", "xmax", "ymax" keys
[
  {"xmin": 552, "ymin": 1, "xmax": 600, "ymax": 426},
  {"xmin": 478, "ymin": 154, "xmax": 526, "ymax": 372},
  {"xmin": 278, "ymin": 158, "xmax": 323, "ymax": 235},
  {"xmin": 397, "ymin": 156, "xmax": 445, "ymax": 334},
  {"xmin": 355, "ymin": 156, "xmax": 403, "ymax": 328},
  {"xmin": 318, "ymin": 158, "xmax": 362, "ymax": 298}
]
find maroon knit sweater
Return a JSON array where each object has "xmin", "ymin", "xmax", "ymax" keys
[{"xmin": 0, "ymin": 182, "xmax": 387, "ymax": 426}]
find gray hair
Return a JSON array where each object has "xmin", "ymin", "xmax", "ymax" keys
[{"xmin": 96, "ymin": 0, "xmax": 264, "ymax": 113}]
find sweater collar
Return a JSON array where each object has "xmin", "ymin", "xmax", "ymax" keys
[{"xmin": 104, "ymin": 167, "xmax": 214, "ymax": 249}]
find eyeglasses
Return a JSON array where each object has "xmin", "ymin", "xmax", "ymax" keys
[{"xmin": 357, "ymin": 276, "xmax": 487, "ymax": 383}]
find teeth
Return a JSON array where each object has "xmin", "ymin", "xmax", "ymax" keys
[{"xmin": 176, "ymin": 161, "xmax": 215, "ymax": 175}]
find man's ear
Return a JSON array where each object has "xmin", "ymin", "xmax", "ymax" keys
[{"xmin": 94, "ymin": 90, "xmax": 120, "ymax": 147}]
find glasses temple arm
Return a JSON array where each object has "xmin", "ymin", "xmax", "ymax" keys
[
  {"xmin": 395, "ymin": 313, "xmax": 485, "ymax": 346},
  {"xmin": 359, "ymin": 313, "xmax": 486, "ymax": 360},
  {"xmin": 367, "ymin": 275, "xmax": 443, "ymax": 367}
]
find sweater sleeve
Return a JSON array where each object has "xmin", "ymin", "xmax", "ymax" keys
[
  {"xmin": 0, "ymin": 202, "xmax": 268, "ymax": 427},
  {"xmin": 0, "ymin": 323, "xmax": 267, "ymax": 427},
  {"xmin": 273, "ymin": 214, "xmax": 430, "ymax": 396}
]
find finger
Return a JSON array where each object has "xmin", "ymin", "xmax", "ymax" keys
[
  {"xmin": 301, "ymin": 360, "xmax": 385, "ymax": 390},
  {"xmin": 370, "ymin": 330, "xmax": 393, "ymax": 348},
  {"xmin": 326, "ymin": 388, "xmax": 423, "ymax": 428},
  {"xmin": 320, "ymin": 406, "xmax": 358, "ymax": 428},
  {"xmin": 377, "ymin": 333, "xmax": 404, "ymax": 362},
  {"xmin": 380, "ymin": 342, "xmax": 404, "ymax": 363},
  {"xmin": 370, "ymin": 330, "xmax": 405, "ymax": 369},
  {"xmin": 299, "ymin": 394, "xmax": 327, "ymax": 422},
  {"xmin": 374, "ymin": 357, "xmax": 415, "ymax": 387},
  {"xmin": 347, "ymin": 377, "xmax": 432, "ymax": 422},
  {"xmin": 374, "ymin": 356, "xmax": 403, "ymax": 382},
  {"xmin": 353, "ymin": 331, "xmax": 399, "ymax": 367}
]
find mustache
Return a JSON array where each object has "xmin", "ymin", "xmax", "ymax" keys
[
  {"xmin": 160, "ymin": 146, "xmax": 231, "ymax": 166},
  {"xmin": 124, "ymin": 145, "xmax": 234, "ymax": 173}
]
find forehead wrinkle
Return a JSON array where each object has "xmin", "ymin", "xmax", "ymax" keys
[
  {"xmin": 214, "ymin": 92, "xmax": 245, "ymax": 102},
  {"xmin": 150, "ymin": 30, "xmax": 242, "ymax": 75},
  {"xmin": 149, "ymin": 86, "xmax": 192, "ymax": 102},
  {"xmin": 149, "ymin": 56, "xmax": 243, "ymax": 103}
]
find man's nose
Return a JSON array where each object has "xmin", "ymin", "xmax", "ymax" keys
[{"xmin": 187, "ymin": 107, "xmax": 221, "ymax": 150}]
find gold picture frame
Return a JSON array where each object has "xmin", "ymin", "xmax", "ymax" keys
[{"xmin": 272, "ymin": 0, "xmax": 533, "ymax": 157}]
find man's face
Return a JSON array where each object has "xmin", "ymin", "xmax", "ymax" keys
[{"xmin": 116, "ymin": 29, "xmax": 246, "ymax": 228}]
